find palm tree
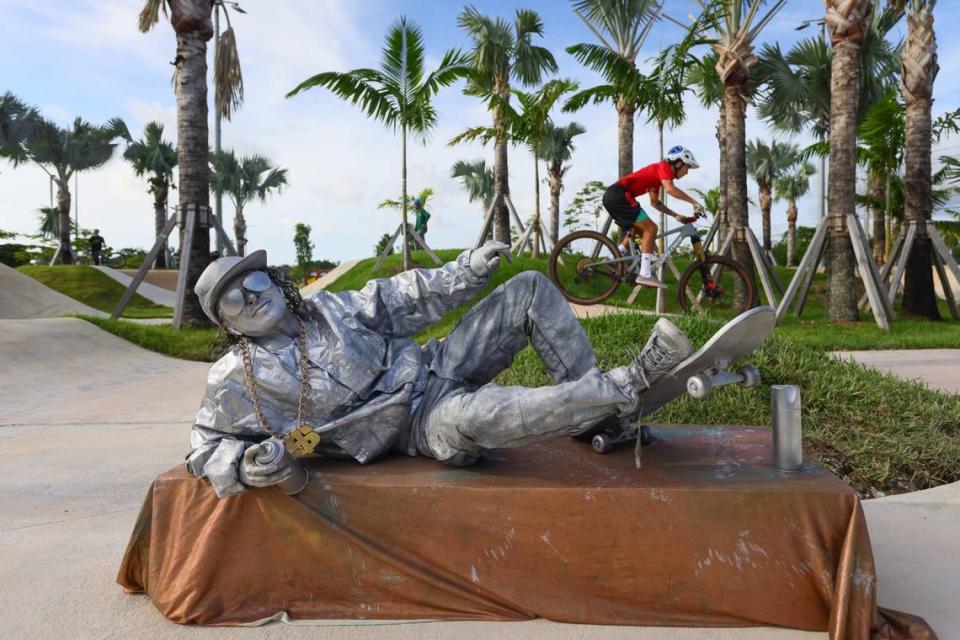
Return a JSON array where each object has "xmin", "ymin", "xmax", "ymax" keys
[
  {"xmin": 746, "ymin": 139, "xmax": 800, "ymax": 252},
  {"xmin": 209, "ymin": 150, "xmax": 288, "ymax": 256},
  {"xmin": 538, "ymin": 121, "xmax": 587, "ymax": 243},
  {"xmin": 453, "ymin": 79, "xmax": 577, "ymax": 256},
  {"xmin": 22, "ymin": 117, "xmax": 129, "ymax": 264},
  {"xmin": 565, "ymin": 0, "xmax": 661, "ymax": 177},
  {"xmin": 0, "ymin": 92, "xmax": 39, "ymax": 169},
  {"xmin": 689, "ymin": 53, "xmax": 728, "ymax": 231},
  {"xmin": 123, "ymin": 122, "xmax": 177, "ymax": 268},
  {"xmin": 288, "ymin": 17, "xmax": 468, "ymax": 270},
  {"xmin": 822, "ymin": 0, "xmax": 874, "ymax": 321},
  {"xmin": 900, "ymin": 0, "xmax": 940, "ymax": 319},
  {"xmin": 37, "ymin": 206, "xmax": 59, "ymax": 240},
  {"xmin": 138, "ymin": 0, "xmax": 245, "ymax": 326},
  {"xmin": 695, "ymin": 0, "xmax": 788, "ymax": 309},
  {"xmin": 858, "ymin": 91, "xmax": 904, "ymax": 264},
  {"xmin": 774, "ymin": 163, "xmax": 816, "ymax": 267},
  {"xmin": 457, "ymin": 7, "xmax": 558, "ymax": 244},
  {"xmin": 451, "ymin": 159, "xmax": 495, "ymax": 222}
]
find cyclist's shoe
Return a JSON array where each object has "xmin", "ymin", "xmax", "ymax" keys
[
  {"xmin": 634, "ymin": 273, "xmax": 667, "ymax": 288},
  {"xmin": 625, "ymin": 318, "xmax": 693, "ymax": 391}
]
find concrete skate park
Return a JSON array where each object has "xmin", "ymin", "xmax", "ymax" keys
[{"xmin": 2, "ymin": 264, "xmax": 958, "ymax": 640}]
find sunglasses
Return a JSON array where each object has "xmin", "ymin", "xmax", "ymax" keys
[{"xmin": 218, "ymin": 270, "xmax": 274, "ymax": 318}]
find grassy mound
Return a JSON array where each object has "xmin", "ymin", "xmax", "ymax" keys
[
  {"xmin": 82, "ymin": 316, "xmax": 219, "ymax": 361},
  {"xmin": 17, "ymin": 265, "xmax": 172, "ymax": 318},
  {"xmin": 497, "ymin": 313, "xmax": 960, "ymax": 497}
]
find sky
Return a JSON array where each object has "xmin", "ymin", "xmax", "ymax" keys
[{"xmin": 2, "ymin": 0, "xmax": 959, "ymax": 266}]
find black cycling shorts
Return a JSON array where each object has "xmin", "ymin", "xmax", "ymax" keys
[{"xmin": 602, "ymin": 183, "xmax": 649, "ymax": 234}]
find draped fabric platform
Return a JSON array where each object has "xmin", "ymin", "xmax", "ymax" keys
[{"xmin": 117, "ymin": 425, "xmax": 935, "ymax": 639}]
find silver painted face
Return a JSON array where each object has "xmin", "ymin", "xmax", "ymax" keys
[{"xmin": 217, "ymin": 270, "xmax": 289, "ymax": 337}]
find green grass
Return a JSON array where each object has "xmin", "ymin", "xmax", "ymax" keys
[
  {"xmin": 17, "ymin": 265, "xmax": 172, "ymax": 318},
  {"xmin": 81, "ymin": 316, "xmax": 220, "ymax": 361},
  {"xmin": 496, "ymin": 313, "xmax": 960, "ymax": 497}
]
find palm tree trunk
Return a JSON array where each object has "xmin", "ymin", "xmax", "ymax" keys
[
  {"xmin": 493, "ymin": 110, "xmax": 511, "ymax": 244},
  {"xmin": 176, "ymin": 26, "xmax": 213, "ymax": 326},
  {"xmin": 759, "ymin": 184, "xmax": 772, "ymax": 251},
  {"xmin": 234, "ymin": 205, "xmax": 246, "ymax": 257},
  {"xmin": 56, "ymin": 179, "xmax": 74, "ymax": 264},
  {"xmin": 531, "ymin": 148, "xmax": 541, "ymax": 259},
  {"xmin": 717, "ymin": 101, "xmax": 729, "ymax": 241},
  {"xmin": 825, "ymin": 31, "xmax": 862, "ymax": 322},
  {"xmin": 616, "ymin": 99, "xmax": 634, "ymax": 177},
  {"xmin": 549, "ymin": 164, "xmax": 561, "ymax": 244},
  {"xmin": 787, "ymin": 199, "xmax": 798, "ymax": 267},
  {"xmin": 401, "ymin": 122, "xmax": 410, "ymax": 270},
  {"xmin": 901, "ymin": 5, "xmax": 940, "ymax": 319},
  {"xmin": 869, "ymin": 171, "xmax": 885, "ymax": 264},
  {"xmin": 154, "ymin": 181, "xmax": 168, "ymax": 268},
  {"xmin": 723, "ymin": 84, "xmax": 754, "ymax": 310}
]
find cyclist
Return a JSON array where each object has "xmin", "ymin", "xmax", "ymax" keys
[{"xmin": 602, "ymin": 145, "xmax": 706, "ymax": 288}]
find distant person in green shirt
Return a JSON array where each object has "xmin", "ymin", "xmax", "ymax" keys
[
  {"xmin": 412, "ymin": 198, "xmax": 431, "ymax": 237},
  {"xmin": 89, "ymin": 229, "xmax": 105, "ymax": 266}
]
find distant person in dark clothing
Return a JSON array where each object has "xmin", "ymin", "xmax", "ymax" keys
[{"xmin": 89, "ymin": 229, "xmax": 105, "ymax": 266}]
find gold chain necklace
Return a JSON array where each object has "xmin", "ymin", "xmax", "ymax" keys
[{"xmin": 239, "ymin": 318, "xmax": 320, "ymax": 457}]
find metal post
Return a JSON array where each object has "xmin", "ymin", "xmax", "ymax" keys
[{"xmin": 771, "ymin": 385, "xmax": 802, "ymax": 472}]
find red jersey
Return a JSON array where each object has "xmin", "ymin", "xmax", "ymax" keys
[{"xmin": 617, "ymin": 161, "xmax": 675, "ymax": 205}]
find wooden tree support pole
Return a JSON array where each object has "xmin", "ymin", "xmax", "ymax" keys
[
  {"xmin": 846, "ymin": 214, "xmax": 892, "ymax": 331},
  {"xmin": 112, "ymin": 214, "xmax": 179, "ymax": 319},
  {"xmin": 373, "ymin": 224, "xmax": 404, "ymax": 272},
  {"xmin": 208, "ymin": 212, "xmax": 237, "ymax": 256},
  {"xmin": 474, "ymin": 198, "xmax": 498, "ymax": 249},
  {"xmin": 776, "ymin": 222, "xmax": 827, "ymax": 323},
  {"xmin": 885, "ymin": 222, "xmax": 918, "ymax": 303},
  {"xmin": 172, "ymin": 205, "xmax": 197, "ymax": 329},
  {"xmin": 746, "ymin": 228, "xmax": 779, "ymax": 307},
  {"xmin": 408, "ymin": 228, "xmax": 442, "ymax": 265},
  {"xmin": 933, "ymin": 249, "xmax": 960, "ymax": 320},
  {"xmin": 859, "ymin": 227, "xmax": 905, "ymax": 310}
]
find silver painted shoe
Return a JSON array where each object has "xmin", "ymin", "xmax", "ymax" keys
[{"xmin": 627, "ymin": 318, "xmax": 693, "ymax": 391}]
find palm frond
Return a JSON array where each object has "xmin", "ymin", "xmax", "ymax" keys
[
  {"xmin": 138, "ymin": 0, "xmax": 167, "ymax": 33},
  {"xmin": 215, "ymin": 26, "xmax": 244, "ymax": 121}
]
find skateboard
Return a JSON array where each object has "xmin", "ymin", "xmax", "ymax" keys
[{"xmin": 588, "ymin": 305, "xmax": 776, "ymax": 454}]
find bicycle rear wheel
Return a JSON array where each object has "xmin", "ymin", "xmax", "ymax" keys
[
  {"xmin": 548, "ymin": 230, "xmax": 624, "ymax": 305},
  {"xmin": 677, "ymin": 256, "xmax": 756, "ymax": 316}
]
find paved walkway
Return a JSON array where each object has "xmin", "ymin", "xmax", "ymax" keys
[
  {"xmin": 833, "ymin": 350, "xmax": 960, "ymax": 394},
  {"xmin": 93, "ymin": 265, "xmax": 176, "ymax": 307}
]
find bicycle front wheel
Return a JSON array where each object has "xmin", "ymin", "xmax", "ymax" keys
[
  {"xmin": 548, "ymin": 230, "xmax": 624, "ymax": 305},
  {"xmin": 677, "ymin": 256, "xmax": 756, "ymax": 316}
]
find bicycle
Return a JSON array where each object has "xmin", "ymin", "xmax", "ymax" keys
[{"xmin": 547, "ymin": 213, "xmax": 756, "ymax": 314}]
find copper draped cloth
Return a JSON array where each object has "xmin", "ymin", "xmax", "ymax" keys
[{"xmin": 117, "ymin": 425, "xmax": 935, "ymax": 639}]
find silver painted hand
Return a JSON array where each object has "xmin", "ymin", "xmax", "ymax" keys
[
  {"xmin": 238, "ymin": 442, "xmax": 294, "ymax": 488},
  {"xmin": 469, "ymin": 241, "xmax": 511, "ymax": 278}
]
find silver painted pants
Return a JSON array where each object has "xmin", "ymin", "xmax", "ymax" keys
[{"xmin": 413, "ymin": 272, "xmax": 639, "ymax": 465}]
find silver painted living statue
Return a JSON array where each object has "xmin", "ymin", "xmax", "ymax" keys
[{"xmin": 187, "ymin": 242, "xmax": 693, "ymax": 498}]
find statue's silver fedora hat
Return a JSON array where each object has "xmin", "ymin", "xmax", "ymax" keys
[{"xmin": 195, "ymin": 249, "xmax": 267, "ymax": 325}]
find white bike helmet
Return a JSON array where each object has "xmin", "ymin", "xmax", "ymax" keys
[{"xmin": 665, "ymin": 145, "xmax": 699, "ymax": 169}]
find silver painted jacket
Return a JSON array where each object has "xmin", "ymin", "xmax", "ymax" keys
[{"xmin": 186, "ymin": 251, "xmax": 489, "ymax": 496}]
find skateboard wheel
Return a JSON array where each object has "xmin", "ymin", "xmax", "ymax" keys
[
  {"xmin": 737, "ymin": 365, "xmax": 761, "ymax": 389},
  {"xmin": 639, "ymin": 425, "xmax": 653, "ymax": 445},
  {"xmin": 592, "ymin": 433, "xmax": 613, "ymax": 454},
  {"xmin": 687, "ymin": 374, "xmax": 712, "ymax": 400}
]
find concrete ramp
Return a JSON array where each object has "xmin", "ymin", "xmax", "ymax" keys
[
  {"xmin": 0, "ymin": 263, "xmax": 105, "ymax": 319},
  {"xmin": 300, "ymin": 259, "xmax": 360, "ymax": 297},
  {"xmin": 92, "ymin": 266, "xmax": 175, "ymax": 307}
]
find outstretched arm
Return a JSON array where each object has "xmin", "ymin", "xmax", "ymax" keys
[
  {"xmin": 649, "ymin": 181, "xmax": 704, "ymax": 221},
  {"xmin": 326, "ymin": 243, "xmax": 508, "ymax": 338}
]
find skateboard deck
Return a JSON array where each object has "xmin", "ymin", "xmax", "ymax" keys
[
  {"xmin": 581, "ymin": 306, "xmax": 776, "ymax": 449},
  {"xmin": 637, "ymin": 305, "xmax": 775, "ymax": 417}
]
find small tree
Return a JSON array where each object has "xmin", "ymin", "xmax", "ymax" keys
[
  {"xmin": 209, "ymin": 150, "xmax": 288, "ymax": 256},
  {"xmin": 123, "ymin": 122, "xmax": 177, "ymax": 268},
  {"xmin": 563, "ymin": 181, "xmax": 605, "ymax": 232},
  {"xmin": 293, "ymin": 223, "xmax": 313, "ymax": 285}
]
